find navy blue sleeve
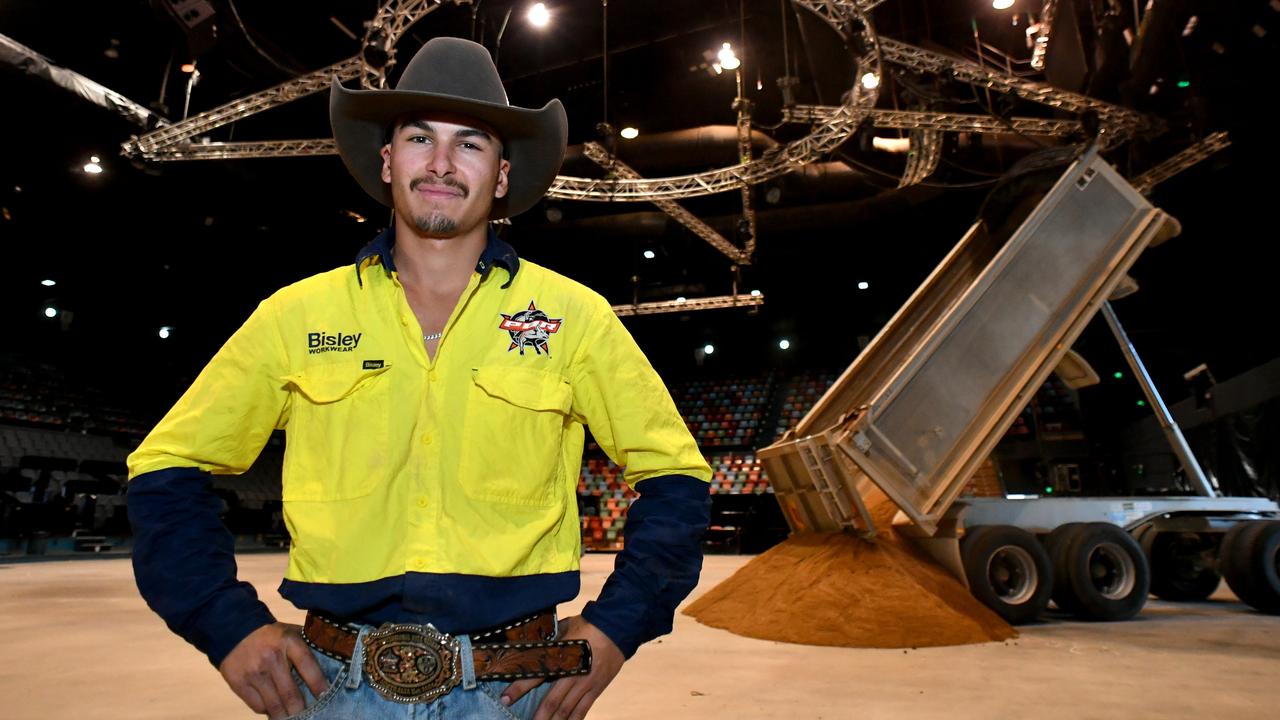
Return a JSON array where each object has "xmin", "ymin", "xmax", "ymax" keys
[
  {"xmin": 127, "ymin": 467, "xmax": 277, "ymax": 668},
  {"xmin": 579, "ymin": 474, "xmax": 710, "ymax": 658}
]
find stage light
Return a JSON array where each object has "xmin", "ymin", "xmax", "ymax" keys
[
  {"xmin": 181, "ymin": 63, "xmax": 196, "ymax": 73},
  {"xmin": 1113, "ymin": 371, "xmax": 1123, "ymax": 379},
  {"xmin": 703, "ymin": 344, "xmax": 716, "ymax": 355},
  {"xmin": 717, "ymin": 43, "xmax": 740, "ymax": 70},
  {"xmin": 44, "ymin": 306, "xmax": 58, "ymax": 318},
  {"xmin": 41, "ymin": 279, "xmax": 56, "ymax": 287},
  {"xmin": 83, "ymin": 159, "xmax": 103, "ymax": 174},
  {"xmin": 620, "ymin": 126, "xmax": 639, "ymax": 139},
  {"xmin": 159, "ymin": 326, "xmax": 173, "ymax": 339},
  {"xmin": 860, "ymin": 72, "xmax": 880, "ymax": 90},
  {"xmin": 676, "ymin": 296, "xmax": 687, "ymax": 303},
  {"xmin": 779, "ymin": 339, "xmax": 791, "ymax": 350},
  {"xmin": 857, "ymin": 281, "xmax": 869, "ymax": 290},
  {"xmin": 643, "ymin": 250, "xmax": 656, "ymax": 260},
  {"xmin": 993, "ymin": 0, "xmax": 1015, "ymax": 10},
  {"xmin": 528, "ymin": 3, "xmax": 550, "ymax": 28},
  {"xmin": 750, "ymin": 289, "xmax": 761, "ymax": 297}
]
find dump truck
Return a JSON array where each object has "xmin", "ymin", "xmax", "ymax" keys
[{"xmin": 759, "ymin": 145, "xmax": 1280, "ymax": 624}]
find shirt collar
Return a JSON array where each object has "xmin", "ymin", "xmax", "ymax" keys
[{"xmin": 354, "ymin": 225, "xmax": 520, "ymax": 289}]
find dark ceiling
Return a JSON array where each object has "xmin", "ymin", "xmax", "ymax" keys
[{"xmin": 1, "ymin": 0, "xmax": 1276, "ymax": 425}]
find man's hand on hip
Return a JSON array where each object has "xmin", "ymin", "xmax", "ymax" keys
[
  {"xmin": 218, "ymin": 622, "xmax": 328, "ymax": 719},
  {"xmin": 501, "ymin": 615, "xmax": 625, "ymax": 720}
]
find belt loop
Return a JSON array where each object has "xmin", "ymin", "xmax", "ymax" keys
[
  {"xmin": 457, "ymin": 633, "xmax": 477, "ymax": 691},
  {"xmin": 346, "ymin": 625, "xmax": 370, "ymax": 690}
]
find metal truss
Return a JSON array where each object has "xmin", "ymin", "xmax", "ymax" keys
[
  {"xmin": 877, "ymin": 37, "xmax": 1146, "ymax": 146},
  {"xmin": 785, "ymin": 107, "xmax": 1083, "ymax": 136},
  {"xmin": 121, "ymin": 0, "xmax": 462, "ymax": 160},
  {"xmin": 121, "ymin": 0, "xmax": 1153, "ymax": 202},
  {"xmin": 142, "ymin": 139, "xmax": 339, "ymax": 161},
  {"xmin": 899, "ymin": 128, "xmax": 941, "ymax": 187},
  {"xmin": 583, "ymin": 143, "xmax": 746, "ymax": 263},
  {"xmin": 548, "ymin": 0, "xmax": 881, "ymax": 201},
  {"xmin": 611, "ymin": 293, "xmax": 764, "ymax": 317},
  {"xmin": 1131, "ymin": 131, "xmax": 1231, "ymax": 195},
  {"xmin": 123, "ymin": 57, "xmax": 363, "ymax": 158},
  {"xmin": 736, "ymin": 101, "xmax": 758, "ymax": 261}
]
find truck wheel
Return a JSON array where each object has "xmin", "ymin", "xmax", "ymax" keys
[
  {"xmin": 961, "ymin": 525, "xmax": 1053, "ymax": 625},
  {"xmin": 1059, "ymin": 522, "xmax": 1151, "ymax": 621},
  {"xmin": 1221, "ymin": 521, "xmax": 1266, "ymax": 607},
  {"xmin": 1043, "ymin": 522, "xmax": 1087, "ymax": 615},
  {"xmin": 1147, "ymin": 532, "xmax": 1222, "ymax": 601},
  {"xmin": 1223, "ymin": 521, "xmax": 1280, "ymax": 614}
]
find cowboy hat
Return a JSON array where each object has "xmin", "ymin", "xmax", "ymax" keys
[{"xmin": 330, "ymin": 37, "xmax": 567, "ymax": 219}]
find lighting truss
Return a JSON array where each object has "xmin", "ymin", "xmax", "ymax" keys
[
  {"xmin": 899, "ymin": 128, "xmax": 942, "ymax": 187},
  {"xmin": 611, "ymin": 293, "xmax": 764, "ymax": 317},
  {"xmin": 784, "ymin": 107, "xmax": 1084, "ymax": 137},
  {"xmin": 1130, "ymin": 131, "xmax": 1231, "ymax": 195},
  {"xmin": 583, "ymin": 142, "xmax": 746, "ymax": 263}
]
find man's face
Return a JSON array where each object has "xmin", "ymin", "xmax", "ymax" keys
[{"xmin": 380, "ymin": 112, "xmax": 510, "ymax": 238}]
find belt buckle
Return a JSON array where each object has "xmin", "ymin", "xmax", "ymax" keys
[{"xmin": 362, "ymin": 623, "xmax": 461, "ymax": 703}]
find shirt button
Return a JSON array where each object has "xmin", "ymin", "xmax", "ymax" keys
[
  {"xmin": 421, "ymin": 433, "xmax": 433, "ymax": 445},
  {"xmin": 416, "ymin": 496, "xmax": 429, "ymax": 508},
  {"xmin": 400, "ymin": 315, "xmax": 409, "ymax": 326},
  {"xmin": 428, "ymin": 369, "xmax": 438, "ymax": 382}
]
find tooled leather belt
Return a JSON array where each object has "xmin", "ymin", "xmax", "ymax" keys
[{"xmin": 301, "ymin": 610, "xmax": 592, "ymax": 704}]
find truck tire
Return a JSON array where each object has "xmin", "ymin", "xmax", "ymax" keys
[
  {"xmin": 1221, "ymin": 521, "xmax": 1266, "ymax": 607},
  {"xmin": 1043, "ymin": 522, "xmax": 1088, "ymax": 615},
  {"xmin": 961, "ymin": 525, "xmax": 1053, "ymax": 625},
  {"xmin": 1222, "ymin": 521, "xmax": 1280, "ymax": 614},
  {"xmin": 1146, "ymin": 531, "xmax": 1222, "ymax": 601},
  {"xmin": 1058, "ymin": 522, "xmax": 1151, "ymax": 621}
]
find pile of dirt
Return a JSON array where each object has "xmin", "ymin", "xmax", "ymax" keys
[{"xmin": 683, "ymin": 499, "xmax": 1016, "ymax": 649}]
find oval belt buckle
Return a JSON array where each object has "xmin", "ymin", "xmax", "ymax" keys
[{"xmin": 362, "ymin": 623, "xmax": 462, "ymax": 703}]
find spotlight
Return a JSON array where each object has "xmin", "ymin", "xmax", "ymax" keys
[
  {"xmin": 675, "ymin": 296, "xmax": 687, "ymax": 303},
  {"xmin": 779, "ymin": 339, "xmax": 791, "ymax": 350},
  {"xmin": 703, "ymin": 344, "xmax": 716, "ymax": 355},
  {"xmin": 180, "ymin": 63, "xmax": 196, "ymax": 73},
  {"xmin": 860, "ymin": 72, "xmax": 880, "ymax": 90},
  {"xmin": 643, "ymin": 250, "xmax": 655, "ymax": 259},
  {"xmin": 83, "ymin": 158, "xmax": 103, "ymax": 174},
  {"xmin": 41, "ymin": 279, "xmax": 56, "ymax": 287},
  {"xmin": 857, "ymin": 281, "xmax": 869, "ymax": 290},
  {"xmin": 717, "ymin": 43, "xmax": 740, "ymax": 70},
  {"xmin": 528, "ymin": 3, "xmax": 550, "ymax": 28},
  {"xmin": 44, "ymin": 305, "xmax": 58, "ymax": 318},
  {"xmin": 620, "ymin": 126, "xmax": 639, "ymax": 140},
  {"xmin": 993, "ymin": 0, "xmax": 1015, "ymax": 9},
  {"xmin": 749, "ymin": 289, "xmax": 762, "ymax": 297},
  {"xmin": 159, "ymin": 326, "xmax": 173, "ymax": 339}
]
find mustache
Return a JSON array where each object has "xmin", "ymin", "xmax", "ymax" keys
[{"xmin": 410, "ymin": 177, "xmax": 469, "ymax": 196}]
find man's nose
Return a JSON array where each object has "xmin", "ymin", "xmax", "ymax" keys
[{"xmin": 426, "ymin": 145, "xmax": 455, "ymax": 176}]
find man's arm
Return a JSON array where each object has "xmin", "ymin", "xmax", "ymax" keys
[
  {"xmin": 126, "ymin": 297, "xmax": 324, "ymax": 717},
  {"xmin": 504, "ymin": 298, "xmax": 711, "ymax": 719}
]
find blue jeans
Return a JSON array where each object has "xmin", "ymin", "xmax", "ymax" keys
[{"xmin": 285, "ymin": 627, "xmax": 556, "ymax": 719}]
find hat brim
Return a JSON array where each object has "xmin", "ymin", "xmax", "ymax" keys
[{"xmin": 330, "ymin": 77, "xmax": 567, "ymax": 219}]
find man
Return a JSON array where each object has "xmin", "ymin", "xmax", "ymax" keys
[{"xmin": 127, "ymin": 37, "xmax": 711, "ymax": 719}]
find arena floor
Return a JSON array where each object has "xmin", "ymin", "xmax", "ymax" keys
[{"xmin": 2, "ymin": 551, "xmax": 1277, "ymax": 719}]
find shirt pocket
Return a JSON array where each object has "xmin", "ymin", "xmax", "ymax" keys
[
  {"xmin": 280, "ymin": 363, "xmax": 393, "ymax": 501},
  {"xmin": 460, "ymin": 365, "xmax": 572, "ymax": 506}
]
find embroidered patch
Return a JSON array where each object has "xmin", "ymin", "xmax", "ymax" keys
[{"xmin": 498, "ymin": 300, "xmax": 563, "ymax": 356}]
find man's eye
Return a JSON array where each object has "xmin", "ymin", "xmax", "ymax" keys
[
  {"xmin": 461, "ymin": 142, "xmax": 479, "ymax": 150},
  {"xmin": 409, "ymin": 135, "xmax": 431, "ymax": 144}
]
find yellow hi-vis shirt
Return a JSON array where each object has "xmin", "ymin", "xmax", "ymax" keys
[{"xmin": 127, "ymin": 232, "xmax": 711, "ymax": 587}]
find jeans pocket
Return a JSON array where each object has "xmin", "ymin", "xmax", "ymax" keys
[{"xmin": 283, "ymin": 659, "xmax": 348, "ymax": 720}]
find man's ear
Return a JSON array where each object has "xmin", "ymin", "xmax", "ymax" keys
[
  {"xmin": 494, "ymin": 158, "xmax": 511, "ymax": 199},
  {"xmin": 380, "ymin": 144, "xmax": 393, "ymax": 184}
]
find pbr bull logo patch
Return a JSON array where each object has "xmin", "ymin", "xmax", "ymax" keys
[{"xmin": 498, "ymin": 300, "xmax": 563, "ymax": 356}]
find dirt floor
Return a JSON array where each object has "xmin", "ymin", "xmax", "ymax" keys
[{"xmin": 1, "ymin": 551, "xmax": 1277, "ymax": 719}]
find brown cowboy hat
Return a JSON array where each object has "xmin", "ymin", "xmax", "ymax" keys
[{"xmin": 330, "ymin": 37, "xmax": 567, "ymax": 219}]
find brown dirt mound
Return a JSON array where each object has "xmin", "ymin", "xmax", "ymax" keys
[{"xmin": 684, "ymin": 500, "xmax": 1016, "ymax": 649}]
